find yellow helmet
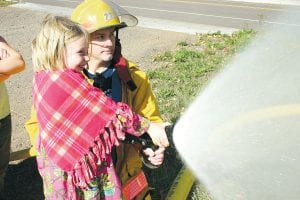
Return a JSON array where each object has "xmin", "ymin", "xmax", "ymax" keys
[{"xmin": 71, "ymin": 0, "xmax": 137, "ymax": 33}]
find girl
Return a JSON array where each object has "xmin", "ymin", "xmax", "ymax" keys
[{"xmin": 32, "ymin": 15, "xmax": 168, "ymax": 200}]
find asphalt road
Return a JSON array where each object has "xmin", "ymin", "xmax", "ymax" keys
[{"xmin": 22, "ymin": 0, "xmax": 300, "ymax": 30}]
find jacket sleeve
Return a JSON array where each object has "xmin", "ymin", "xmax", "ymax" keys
[
  {"xmin": 127, "ymin": 64, "xmax": 163, "ymax": 123},
  {"xmin": 24, "ymin": 107, "xmax": 39, "ymax": 156}
]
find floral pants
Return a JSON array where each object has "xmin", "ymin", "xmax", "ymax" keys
[{"xmin": 36, "ymin": 146, "xmax": 122, "ymax": 200}]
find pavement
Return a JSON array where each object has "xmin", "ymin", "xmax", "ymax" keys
[
  {"xmin": 12, "ymin": 2, "xmax": 239, "ymax": 35},
  {"xmin": 11, "ymin": 0, "xmax": 300, "ymax": 35}
]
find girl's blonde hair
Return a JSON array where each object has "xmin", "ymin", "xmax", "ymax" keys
[{"xmin": 32, "ymin": 15, "xmax": 89, "ymax": 71}]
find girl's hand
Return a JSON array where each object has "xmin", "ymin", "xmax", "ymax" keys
[{"xmin": 147, "ymin": 122, "xmax": 170, "ymax": 147}]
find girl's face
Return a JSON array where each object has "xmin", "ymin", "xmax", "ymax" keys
[
  {"xmin": 64, "ymin": 36, "xmax": 89, "ymax": 71},
  {"xmin": 89, "ymin": 27, "xmax": 116, "ymax": 63}
]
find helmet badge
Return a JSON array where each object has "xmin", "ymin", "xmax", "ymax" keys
[{"xmin": 104, "ymin": 12, "xmax": 114, "ymax": 22}]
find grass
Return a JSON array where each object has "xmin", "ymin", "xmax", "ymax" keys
[
  {"xmin": 147, "ymin": 29, "xmax": 256, "ymax": 199},
  {"xmin": 0, "ymin": 0, "xmax": 17, "ymax": 6},
  {"xmin": 148, "ymin": 29, "xmax": 256, "ymax": 123}
]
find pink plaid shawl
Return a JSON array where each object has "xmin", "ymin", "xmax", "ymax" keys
[{"xmin": 33, "ymin": 69, "xmax": 144, "ymax": 192}]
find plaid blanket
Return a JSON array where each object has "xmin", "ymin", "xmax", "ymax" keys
[{"xmin": 33, "ymin": 69, "xmax": 145, "ymax": 192}]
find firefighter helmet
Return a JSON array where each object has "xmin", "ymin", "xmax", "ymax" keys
[{"xmin": 71, "ymin": 0, "xmax": 137, "ymax": 33}]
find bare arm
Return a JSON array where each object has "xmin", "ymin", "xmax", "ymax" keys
[
  {"xmin": 0, "ymin": 74, "xmax": 10, "ymax": 82},
  {"xmin": 0, "ymin": 36, "xmax": 25, "ymax": 80}
]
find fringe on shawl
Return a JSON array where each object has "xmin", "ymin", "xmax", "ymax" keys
[{"xmin": 65, "ymin": 105, "xmax": 148, "ymax": 199}]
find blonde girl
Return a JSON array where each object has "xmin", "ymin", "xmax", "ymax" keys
[{"xmin": 32, "ymin": 15, "xmax": 168, "ymax": 200}]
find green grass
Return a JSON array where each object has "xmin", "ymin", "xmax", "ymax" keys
[
  {"xmin": 147, "ymin": 29, "xmax": 256, "ymax": 199},
  {"xmin": 0, "ymin": 0, "xmax": 17, "ymax": 6},
  {"xmin": 149, "ymin": 29, "xmax": 255, "ymax": 123}
]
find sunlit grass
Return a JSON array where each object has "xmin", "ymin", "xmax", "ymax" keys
[
  {"xmin": 0, "ymin": 0, "xmax": 17, "ymax": 6},
  {"xmin": 149, "ymin": 29, "xmax": 255, "ymax": 123}
]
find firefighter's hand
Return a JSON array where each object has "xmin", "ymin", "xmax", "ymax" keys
[
  {"xmin": 147, "ymin": 122, "xmax": 170, "ymax": 148},
  {"xmin": 143, "ymin": 146, "xmax": 165, "ymax": 166}
]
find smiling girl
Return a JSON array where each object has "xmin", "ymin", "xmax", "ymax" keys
[{"xmin": 31, "ymin": 15, "xmax": 168, "ymax": 200}]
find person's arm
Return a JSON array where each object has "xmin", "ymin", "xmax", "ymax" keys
[
  {"xmin": 127, "ymin": 64, "xmax": 169, "ymax": 164},
  {"xmin": 0, "ymin": 36, "xmax": 25, "ymax": 81},
  {"xmin": 128, "ymin": 64, "xmax": 163, "ymax": 123},
  {"xmin": 0, "ymin": 74, "xmax": 10, "ymax": 82}
]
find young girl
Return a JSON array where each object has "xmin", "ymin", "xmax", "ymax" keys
[
  {"xmin": 32, "ymin": 15, "xmax": 168, "ymax": 200},
  {"xmin": 0, "ymin": 36, "xmax": 25, "ymax": 193}
]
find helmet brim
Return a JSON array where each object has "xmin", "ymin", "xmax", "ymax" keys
[{"xmin": 87, "ymin": 22, "xmax": 127, "ymax": 33}]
